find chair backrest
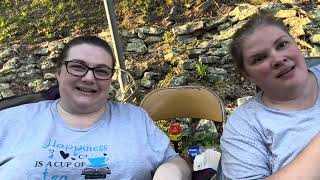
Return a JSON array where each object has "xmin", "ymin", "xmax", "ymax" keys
[
  {"xmin": 140, "ymin": 86, "xmax": 226, "ymax": 123},
  {"xmin": 0, "ymin": 85, "xmax": 60, "ymax": 111}
]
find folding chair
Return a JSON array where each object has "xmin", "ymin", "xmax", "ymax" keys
[
  {"xmin": 0, "ymin": 85, "xmax": 60, "ymax": 111},
  {"xmin": 140, "ymin": 86, "xmax": 226, "ymax": 180},
  {"xmin": 140, "ymin": 86, "xmax": 225, "ymax": 124}
]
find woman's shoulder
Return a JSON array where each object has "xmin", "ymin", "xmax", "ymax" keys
[
  {"xmin": 226, "ymin": 95, "xmax": 266, "ymax": 125},
  {"xmin": 0, "ymin": 100, "xmax": 56, "ymax": 127},
  {"xmin": 108, "ymin": 101, "xmax": 146, "ymax": 114},
  {"xmin": 232, "ymin": 96, "xmax": 261, "ymax": 114},
  {"xmin": 310, "ymin": 63, "xmax": 320, "ymax": 77},
  {"xmin": 0, "ymin": 100, "xmax": 55, "ymax": 113}
]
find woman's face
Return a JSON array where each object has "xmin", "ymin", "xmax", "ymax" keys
[
  {"xmin": 242, "ymin": 25, "xmax": 308, "ymax": 96},
  {"xmin": 56, "ymin": 43, "xmax": 113, "ymax": 113}
]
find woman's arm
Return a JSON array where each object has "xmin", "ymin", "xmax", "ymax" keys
[
  {"xmin": 267, "ymin": 133, "xmax": 320, "ymax": 180},
  {"xmin": 153, "ymin": 156, "xmax": 192, "ymax": 180}
]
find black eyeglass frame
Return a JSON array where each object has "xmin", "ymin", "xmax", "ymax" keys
[{"xmin": 63, "ymin": 60, "xmax": 115, "ymax": 80}]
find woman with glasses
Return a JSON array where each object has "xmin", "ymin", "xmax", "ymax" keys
[{"xmin": 0, "ymin": 36, "xmax": 191, "ymax": 179}]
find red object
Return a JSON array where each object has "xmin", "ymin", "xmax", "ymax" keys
[{"xmin": 169, "ymin": 123, "xmax": 181, "ymax": 135}]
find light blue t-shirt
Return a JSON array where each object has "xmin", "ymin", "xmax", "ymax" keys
[
  {"xmin": 221, "ymin": 65, "xmax": 320, "ymax": 179},
  {"xmin": 0, "ymin": 100, "xmax": 177, "ymax": 179}
]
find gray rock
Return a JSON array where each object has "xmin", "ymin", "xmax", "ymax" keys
[
  {"xmin": 1, "ymin": 89, "xmax": 15, "ymax": 98},
  {"xmin": 260, "ymin": 3, "xmax": 289, "ymax": 12},
  {"xmin": 220, "ymin": 39, "xmax": 232, "ymax": 47},
  {"xmin": 17, "ymin": 69, "xmax": 42, "ymax": 79},
  {"xmin": 229, "ymin": 3, "xmax": 258, "ymax": 21},
  {"xmin": 139, "ymin": 27, "xmax": 163, "ymax": 35},
  {"xmin": 171, "ymin": 76, "xmax": 187, "ymax": 86},
  {"xmin": 207, "ymin": 67, "xmax": 227, "ymax": 75},
  {"xmin": 40, "ymin": 58, "xmax": 56, "ymax": 70},
  {"xmin": 207, "ymin": 47, "xmax": 229, "ymax": 57},
  {"xmin": 12, "ymin": 44, "xmax": 22, "ymax": 54},
  {"xmin": 217, "ymin": 22, "xmax": 231, "ymax": 31},
  {"xmin": 26, "ymin": 55, "xmax": 38, "ymax": 64},
  {"xmin": 176, "ymin": 35, "xmax": 197, "ymax": 44},
  {"xmin": 140, "ymin": 78, "xmax": 155, "ymax": 88},
  {"xmin": 194, "ymin": 119, "xmax": 219, "ymax": 145},
  {"xmin": 213, "ymin": 21, "xmax": 246, "ymax": 41},
  {"xmin": 144, "ymin": 36, "xmax": 163, "ymax": 45},
  {"xmin": 121, "ymin": 30, "xmax": 137, "ymax": 38},
  {"xmin": 33, "ymin": 48, "xmax": 49, "ymax": 56},
  {"xmin": 200, "ymin": 32, "xmax": 214, "ymax": 39},
  {"xmin": 221, "ymin": 54, "xmax": 232, "ymax": 64},
  {"xmin": 181, "ymin": 59, "xmax": 197, "ymax": 70},
  {"xmin": 16, "ymin": 64, "xmax": 36, "ymax": 72},
  {"xmin": 44, "ymin": 73, "xmax": 56, "ymax": 80},
  {"xmin": 189, "ymin": 48, "xmax": 207, "ymax": 58},
  {"xmin": 172, "ymin": 21, "xmax": 204, "ymax": 36},
  {"xmin": 126, "ymin": 42, "xmax": 148, "ymax": 54},
  {"xmin": 206, "ymin": 74, "xmax": 225, "ymax": 83},
  {"xmin": 0, "ymin": 48, "xmax": 13, "ymax": 59},
  {"xmin": 128, "ymin": 38, "xmax": 145, "ymax": 43},
  {"xmin": 160, "ymin": 63, "xmax": 170, "ymax": 74},
  {"xmin": 136, "ymin": 28, "xmax": 147, "ymax": 39},
  {"xmin": 0, "ymin": 83, "xmax": 10, "ymax": 91},
  {"xmin": 197, "ymin": 40, "xmax": 220, "ymax": 49},
  {"xmin": 146, "ymin": 72, "xmax": 162, "ymax": 80},
  {"xmin": 199, "ymin": 55, "xmax": 219, "ymax": 64},
  {"xmin": 28, "ymin": 79, "xmax": 52, "ymax": 92},
  {"xmin": 0, "ymin": 74, "xmax": 17, "ymax": 83},
  {"xmin": 205, "ymin": 16, "xmax": 227, "ymax": 30},
  {"xmin": 48, "ymin": 41, "xmax": 64, "ymax": 52},
  {"xmin": 0, "ymin": 57, "xmax": 20, "ymax": 74},
  {"xmin": 132, "ymin": 69, "xmax": 145, "ymax": 79}
]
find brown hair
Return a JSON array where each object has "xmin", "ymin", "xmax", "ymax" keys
[
  {"xmin": 55, "ymin": 36, "xmax": 115, "ymax": 70},
  {"xmin": 230, "ymin": 12, "xmax": 290, "ymax": 74}
]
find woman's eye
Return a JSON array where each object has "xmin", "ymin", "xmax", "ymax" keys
[
  {"xmin": 277, "ymin": 41, "xmax": 288, "ymax": 50},
  {"xmin": 70, "ymin": 64, "xmax": 86, "ymax": 71},
  {"xmin": 95, "ymin": 69, "xmax": 110, "ymax": 76},
  {"xmin": 252, "ymin": 55, "xmax": 266, "ymax": 64}
]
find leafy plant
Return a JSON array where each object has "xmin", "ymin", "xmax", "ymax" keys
[
  {"xmin": 56, "ymin": 2, "xmax": 66, "ymax": 13},
  {"xmin": 155, "ymin": 120, "xmax": 169, "ymax": 135},
  {"xmin": 195, "ymin": 62, "xmax": 207, "ymax": 79},
  {"xmin": 0, "ymin": 18, "xmax": 7, "ymax": 28},
  {"xmin": 163, "ymin": 31, "xmax": 175, "ymax": 45},
  {"xmin": 212, "ymin": 80, "xmax": 227, "ymax": 88}
]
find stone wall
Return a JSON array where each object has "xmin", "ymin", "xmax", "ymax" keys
[{"xmin": 1, "ymin": 3, "xmax": 320, "ymax": 103}]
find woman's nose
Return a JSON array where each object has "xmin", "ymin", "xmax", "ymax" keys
[
  {"xmin": 271, "ymin": 52, "xmax": 286, "ymax": 69},
  {"xmin": 82, "ymin": 69, "xmax": 96, "ymax": 81},
  {"xmin": 272, "ymin": 59, "xmax": 285, "ymax": 68}
]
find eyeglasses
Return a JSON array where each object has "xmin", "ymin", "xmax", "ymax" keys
[{"xmin": 64, "ymin": 60, "xmax": 114, "ymax": 80}]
